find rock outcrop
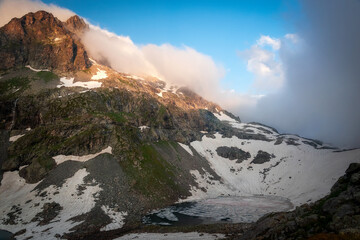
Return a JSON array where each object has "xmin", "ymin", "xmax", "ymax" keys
[{"xmin": 0, "ymin": 11, "xmax": 91, "ymax": 71}]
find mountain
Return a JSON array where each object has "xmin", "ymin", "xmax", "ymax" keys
[
  {"xmin": 0, "ymin": 11, "xmax": 359, "ymax": 240},
  {"xmin": 0, "ymin": 11, "xmax": 90, "ymax": 72}
]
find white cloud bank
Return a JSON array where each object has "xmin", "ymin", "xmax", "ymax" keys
[
  {"xmin": 81, "ymin": 25, "xmax": 225, "ymax": 101},
  {"xmin": 232, "ymin": 0, "xmax": 360, "ymax": 148}
]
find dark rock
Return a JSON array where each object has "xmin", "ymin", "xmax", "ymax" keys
[
  {"xmin": 216, "ymin": 146, "xmax": 251, "ymax": 163},
  {"xmin": 346, "ymin": 163, "xmax": 360, "ymax": 174},
  {"xmin": 31, "ymin": 202, "xmax": 63, "ymax": 226},
  {"xmin": 251, "ymin": 150, "xmax": 275, "ymax": 164},
  {"xmin": 274, "ymin": 137, "xmax": 283, "ymax": 145}
]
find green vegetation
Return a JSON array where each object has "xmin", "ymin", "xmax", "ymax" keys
[
  {"xmin": 0, "ymin": 77, "xmax": 30, "ymax": 95},
  {"xmin": 106, "ymin": 112, "xmax": 126, "ymax": 123},
  {"xmin": 36, "ymin": 156, "xmax": 56, "ymax": 171},
  {"xmin": 81, "ymin": 68, "xmax": 91, "ymax": 74},
  {"xmin": 117, "ymin": 78, "xmax": 137, "ymax": 88},
  {"xmin": 119, "ymin": 142, "xmax": 181, "ymax": 203},
  {"xmin": 36, "ymin": 71, "xmax": 58, "ymax": 82}
]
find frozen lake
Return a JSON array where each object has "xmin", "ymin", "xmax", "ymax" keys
[{"xmin": 144, "ymin": 195, "xmax": 293, "ymax": 226}]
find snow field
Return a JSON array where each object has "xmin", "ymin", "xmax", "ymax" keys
[{"xmin": 0, "ymin": 169, "xmax": 101, "ymax": 240}]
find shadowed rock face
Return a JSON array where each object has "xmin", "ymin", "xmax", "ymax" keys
[{"xmin": 0, "ymin": 11, "xmax": 91, "ymax": 71}]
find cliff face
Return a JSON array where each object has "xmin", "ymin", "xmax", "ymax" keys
[{"xmin": 0, "ymin": 11, "xmax": 91, "ymax": 72}]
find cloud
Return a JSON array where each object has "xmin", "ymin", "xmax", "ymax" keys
[
  {"xmin": 81, "ymin": 25, "xmax": 158, "ymax": 77},
  {"xmin": 141, "ymin": 44, "xmax": 225, "ymax": 99},
  {"xmin": 257, "ymin": 35, "xmax": 281, "ymax": 50},
  {"xmin": 0, "ymin": 0, "xmax": 75, "ymax": 26},
  {"xmin": 284, "ymin": 33, "xmax": 299, "ymax": 43},
  {"xmin": 82, "ymin": 25, "xmax": 225, "ymax": 101},
  {"xmin": 239, "ymin": 36, "xmax": 284, "ymax": 92},
  {"xmin": 234, "ymin": 0, "xmax": 360, "ymax": 148}
]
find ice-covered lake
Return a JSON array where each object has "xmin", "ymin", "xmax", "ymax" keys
[{"xmin": 143, "ymin": 195, "xmax": 293, "ymax": 226}]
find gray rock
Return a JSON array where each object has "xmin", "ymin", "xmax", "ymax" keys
[
  {"xmin": 216, "ymin": 146, "xmax": 251, "ymax": 163},
  {"xmin": 251, "ymin": 150, "xmax": 275, "ymax": 164}
]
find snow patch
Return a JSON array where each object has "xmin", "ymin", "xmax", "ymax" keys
[
  {"xmin": 89, "ymin": 58, "xmax": 98, "ymax": 65},
  {"xmin": 26, "ymin": 65, "xmax": 50, "ymax": 72},
  {"xmin": 213, "ymin": 111, "xmax": 238, "ymax": 123},
  {"xmin": 19, "ymin": 165, "xmax": 28, "ymax": 171},
  {"xmin": 57, "ymin": 77, "xmax": 102, "ymax": 89},
  {"xmin": 0, "ymin": 168, "xmax": 101, "ymax": 240},
  {"xmin": 53, "ymin": 146, "xmax": 112, "ymax": 165},
  {"xmin": 139, "ymin": 126, "xmax": 150, "ymax": 132},
  {"xmin": 178, "ymin": 142, "xmax": 194, "ymax": 156},
  {"xmin": 9, "ymin": 134, "xmax": 25, "ymax": 142},
  {"xmin": 125, "ymin": 75, "xmax": 144, "ymax": 81},
  {"xmin": 156, "ymin": 83, "xmax": 180, "ymax": 98},
  {"xmin": 91, "ymin": 68, "xmax": 108, "ymax": 80},
  {"xmin": 100, "ymin": 206, "xmax": 127, "ymax": 231}
]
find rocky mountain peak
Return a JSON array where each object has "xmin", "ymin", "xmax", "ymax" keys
[
  {"xmin": 64, "ymin": 15, "xmax": 89, "ymax": 36},
  {"xmin": 0, "ymin": 10, "xmax": 91, "ymax": 72}
]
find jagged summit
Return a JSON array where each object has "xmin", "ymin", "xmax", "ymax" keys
[
  {"xmin": 64, "ymin": 15, "xmax": 89, "ymax": 36},
  {"xmin": 0, "ymin": 11, "xmax": 91, "ymax": 72}
]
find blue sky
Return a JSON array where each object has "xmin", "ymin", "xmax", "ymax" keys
[{"xmin": 43, "ymin": 0, "xmax": 300, "ymax": 94}]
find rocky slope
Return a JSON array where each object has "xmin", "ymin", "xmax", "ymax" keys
[{"xmin": 0, "ymin": 11, "xmax": 359, "ymax": 240}]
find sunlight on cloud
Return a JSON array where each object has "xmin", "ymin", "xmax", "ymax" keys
[
  {"xmin": 141, "ymin": 44, "xmax": 225, "ymax": 100},
  {"xmin": 82, "ymin": 26, "xmax": 225, "ymax": 101},
  {"xmin": 0, "ymin": 0, "xmax": 74, "ymax": 27},
  {"xmin": 82, "ymin": 25, "xmax": 159, "ymax": 77},
  {"xmin": 239, "ymin": 36, "xmax": 284, "ymax": 93},
  {"xmin": 257, "ymin": 35, "xmax": 281, "ymax": 50}
]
